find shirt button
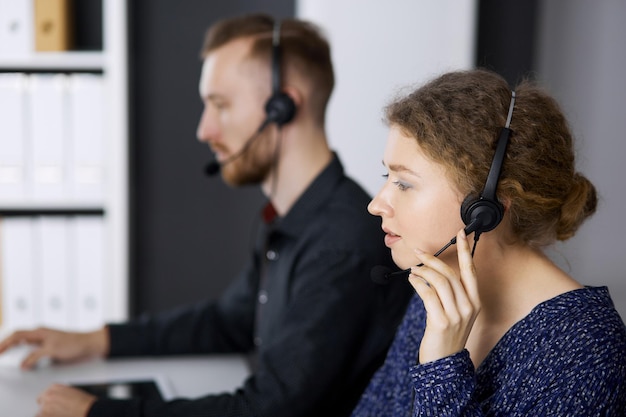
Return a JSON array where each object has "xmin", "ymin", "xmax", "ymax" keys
[
  {"xmin": 254, "ymin": 336, "xmax": 263, "ymax": 346},
  {"xmin": 266, "ymin": 249, "xmax": 278, "ymax": 261},
  {"xmin": 258, "ymin": 290, "xmax": 268, "ymax": 304}
]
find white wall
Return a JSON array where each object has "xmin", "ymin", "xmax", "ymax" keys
[
  {"xmin": 537, "ymin": 0, "xmax": 626, "ymax": 319},
  {"xmin": 297, "ymin": 0, "xmax": 477, "ymax": 197}
]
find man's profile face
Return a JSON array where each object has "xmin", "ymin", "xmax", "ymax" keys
[{"xmin": 196, "ymin": 37, "xmax": 277, "ymax": 186}]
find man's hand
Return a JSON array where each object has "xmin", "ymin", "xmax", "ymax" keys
[
  {"xmin": 0, "ymin": 327, "xmax": 109, "ymax": 370},
  {"xmin": 36, "ymin": 384, "xmax": 97, "ymax": 417}
]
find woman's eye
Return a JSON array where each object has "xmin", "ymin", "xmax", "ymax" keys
[
  {"xmin": 382, "ymin": 173, "xmax": 411, "ymax": 191},
  {"xmin": 393, "ymin": 181, "xmax": 411, "ymax": 191}
]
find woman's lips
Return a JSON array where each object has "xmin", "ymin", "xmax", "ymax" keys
[{"xmin": 384, "ymin": 232, "xmax": 401, "ymax": 247}]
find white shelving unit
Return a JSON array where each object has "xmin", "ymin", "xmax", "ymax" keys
[
  {"xmin": 102, "ymin": 0, "xmax": 129, "ymax": 325},
  {"xmin": 0, "ymin": 51, "xmax": 104, "ymax": 71},
  {"xmin": 0, "ymin": 1, "xmax": 129, "ymax": 330}
]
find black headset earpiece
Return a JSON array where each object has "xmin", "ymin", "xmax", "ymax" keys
[
  {"xmin": 264, "ymin": 20, "xmax": 296, "ymax": 126},
  {"xmin": 460, "ymin": 91, "xmax": 516, "ymax": 236},
  {"xmin": 265, "ymin": 92, "xmax": 296, "ymax": 126},
  {"xmin": 460, "ymin": 193, "xmax": 504, "ymax": 235}
]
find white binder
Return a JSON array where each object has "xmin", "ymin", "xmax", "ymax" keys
[
  {"xmin": 36, "ymin": 216, "xmax": 71, "ymax": 329},
  {"xmin": 0, "ymin": 217, "xmax": 38, "ymax": 331},
  {"xmin": 71, "ymin": 216, "xmax": 105, "ymax": 330},
  {"xmin": 0, "ymin": 73, "xmax": 28, "ymax": 201},
  {"xmin": 68, "ymin": 74, "xmax": 105, "ymax": 204},
  {"xmin": 0, "ymin": 0, "xmax": 34, "ymax": 57},
  {"xmin": 29, "ymin": 73, "xmax": 69, "ymax": 202}
]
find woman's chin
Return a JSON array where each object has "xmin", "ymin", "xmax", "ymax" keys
[{"xmin": 391, "ymin": 253, "xmax": 413, "ymax": 270}]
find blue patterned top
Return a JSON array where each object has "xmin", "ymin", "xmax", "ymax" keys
[{"xmin": 351, "ymin": 286, "xmax": 626, "ymax": 416}]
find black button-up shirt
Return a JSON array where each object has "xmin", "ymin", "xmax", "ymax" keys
[{"xmin": 97, "ymin": 155, "xmax": 412, "ymax": 417}]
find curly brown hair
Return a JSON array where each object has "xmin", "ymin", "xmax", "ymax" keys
[{"xmin": 385, "ymin": 69, "xmax": 597, "ymax": 247}]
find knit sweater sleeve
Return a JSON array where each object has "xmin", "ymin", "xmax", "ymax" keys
[
  {"xmin": 409, "ymin": 315, "xmax": 626, "ymax": 416},
  {"xmin": 410, "ymin": 350, "xmax": 481, "ymax": 416}
]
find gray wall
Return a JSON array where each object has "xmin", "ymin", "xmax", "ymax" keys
[
  {"xmin": 536, "ymin": 0, "xmax": 626, "ymax": 319},
  {"xmin": 129, "ymin": 1, "xmax": 294, "ymax": 315}
]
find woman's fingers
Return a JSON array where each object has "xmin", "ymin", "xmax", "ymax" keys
[
  {"xmin": 411, "ymin": 247, "xmax": 471, "ymax": 318},
  {"xmin": 409, "ymin": 229, "xmax": 481, "ymax": 363},
  {"xmin": 456, "ymin": 229, "xmax": 480, "ymax": 310}
]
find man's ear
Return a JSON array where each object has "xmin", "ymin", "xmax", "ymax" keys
[{"xmin": 282, "ymin": 85, "xmax": 302, "ymax": 109}]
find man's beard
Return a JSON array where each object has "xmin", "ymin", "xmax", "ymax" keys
[{"xmin": 221, "ymin": 133, "xmax": 276, "ymax": 186}]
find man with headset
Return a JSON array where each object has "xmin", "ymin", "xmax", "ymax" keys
[{"xmin": 0, "ymin": 13, "xmax": 411, "ymax": 417}]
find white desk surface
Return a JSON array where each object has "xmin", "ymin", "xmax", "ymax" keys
[{"xmin": 0, "ymin": 352, "xmax": 251, "ymax": 417}]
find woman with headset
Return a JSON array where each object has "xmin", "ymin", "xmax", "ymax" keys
[{"xmin": 352, "ymin": 68, "xmax": 626, "ymax": 416}]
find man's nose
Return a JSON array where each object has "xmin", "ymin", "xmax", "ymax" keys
[{"xmin": 197, "ymin": 106, "xmax": 219, "ymax": 144}]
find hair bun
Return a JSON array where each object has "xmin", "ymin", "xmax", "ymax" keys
[{"xmin": 556, "ymin": 173, "xmax": 598, "ymax": 241}]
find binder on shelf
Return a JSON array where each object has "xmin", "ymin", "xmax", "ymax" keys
[
  {"xmin": 0, "ymin": 217, "xmax": 37, "ymax": 331},
  {"xmin": 0, "ymin": 0, "xmax": 34, "ymax": 57},
  {"xmin": 0, "ymin": 73, "xmax": 28, "ymax": 201},
  {"xmin": 34, "ymin": 0, "xmax": 73, "ymax": 52},
  {"xmin": 29, "ymin": 73, "xmax": 69, "ymax": 202},
  {"xmin": 71, "ymin": 216, "xmax": 105, "ymax": 330},
  {"xmin": 36, "ymin": 216, "xmax": 71, "ymax": 329},
  {"xmin": 69, "ymin": 74, "xmax": 105, "ymax": 204}
]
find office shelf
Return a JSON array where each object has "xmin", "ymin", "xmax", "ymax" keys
[{"xmin": 0, "ymin": 0, "xmax": 129, "ymax": 331}]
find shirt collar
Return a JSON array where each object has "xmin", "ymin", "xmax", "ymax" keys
[{"xmin": 264, "ymin": 153, "xmax": 345, "ymax": 237}]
